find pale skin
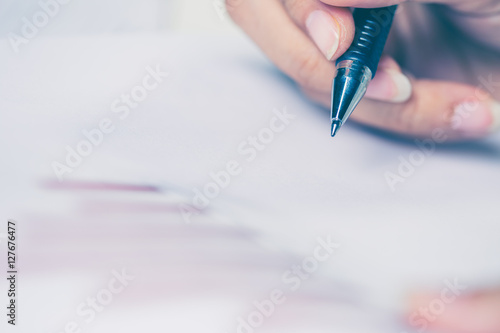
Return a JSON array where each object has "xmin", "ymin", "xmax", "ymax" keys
[
  {"xmin": 227, "ymin": 0, "xmax": 500, "ymax": 330},
  {"xmin": 226, "ymin": 0, "xmax": 500, "ymax": 140}
]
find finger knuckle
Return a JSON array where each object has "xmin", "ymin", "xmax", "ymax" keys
[
  {"xmin": 225, "ymin": 0, "xmax": 244, "ymax": 19},
  {"xmin": 295, "ymin": 52, "xmax": 323, "ymax": 89},
  {"xmin": 283, "ymin": 0, "xmax": 306, "ymax": 18},
  {"xmin": 391, "ymin": 98, "xmax": 423, "ymax": 133}
]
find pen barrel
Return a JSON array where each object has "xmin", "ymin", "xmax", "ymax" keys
[{"xmin": 337, "ymin": 6, "xmax": 398, "ymax": 78}]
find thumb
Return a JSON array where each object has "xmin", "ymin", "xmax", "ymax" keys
[
  {"xmin": 282, "ymin": 0, "xmax": 355, "ymax": 62},
  {"xmin": 293, "ymin": 2, "xmax": 412, "ymax": 103}
]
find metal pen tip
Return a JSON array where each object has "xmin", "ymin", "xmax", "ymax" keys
[{"xmin": 331, "ymin": 120, "xmax": 342, "ymax": 137}]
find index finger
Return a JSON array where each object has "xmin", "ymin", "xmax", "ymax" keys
[{"xmin": 227, "ymin": 0, "xmax": 354, "ymax": 93}]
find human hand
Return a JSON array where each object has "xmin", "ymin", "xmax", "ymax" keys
[
  {"xmin": 227, "ymin": 0, "xmax": 500, "ymax": 140},
  {"xmin": 408, "ymin": 286, "xmax": 500, "ymax": 332}
]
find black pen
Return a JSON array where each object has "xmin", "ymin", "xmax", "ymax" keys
[{"xmin": 330, "ymin": 6, "xmax": 398, "ymax": 137}]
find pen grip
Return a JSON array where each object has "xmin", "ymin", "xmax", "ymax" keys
[{"xmin": 337, "ymin": 6, "xmax": 398, "ymax": 78}]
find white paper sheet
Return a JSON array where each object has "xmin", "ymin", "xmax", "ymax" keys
[{"xmin": 0, "ymin": 33, "xmax": 499, "ymax": 333}]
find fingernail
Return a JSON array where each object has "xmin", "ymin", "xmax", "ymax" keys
[
  {"xmin": 452, "ymin": 100, "xmax": 500, "ymax": 135},
  {"xmin": 385, "ymin": 69, "xmax": 412, "ymax": 103},
  {"xmin": 306, "ymin": 10, "xmax": 340, "ymax": 61},
  {"xmin": 365, "ymin": 68, "xmax": 412, "ymax": 103}
]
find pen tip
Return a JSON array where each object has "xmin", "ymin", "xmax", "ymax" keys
[{"xmin": 331, "ymin": 121, "xmax": 341, "ymax": 137}]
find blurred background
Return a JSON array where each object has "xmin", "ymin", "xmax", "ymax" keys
[
  {"xmin": 0, "ymin": 0, "xmax": 237, "ymax": 35},
  {"xmin": 1, "ymin": 1, "xmax": 499, "ymax": 333}
]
